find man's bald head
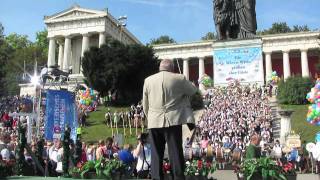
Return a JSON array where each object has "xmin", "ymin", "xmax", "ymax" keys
[{"xmin": 159, "ymin": 59, "xmax": 174, "ymax": 72}]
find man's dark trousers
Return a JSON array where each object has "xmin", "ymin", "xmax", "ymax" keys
[{"xmin": 149, "ymin": 125, "xmax": 185, "ymax": 180}]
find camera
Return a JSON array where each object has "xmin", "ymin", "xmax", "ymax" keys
[{"xmin": 137, "ymin": 133, "xmax": 149, "ymax": 144}]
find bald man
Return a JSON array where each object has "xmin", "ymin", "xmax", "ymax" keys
[
  {"xmin": 245, "ymin": 134, "xmax": 261, "ymax": 159},
  {"xmin": 143, "ymin": 59, "xmax": 197, "ymax": 180}
]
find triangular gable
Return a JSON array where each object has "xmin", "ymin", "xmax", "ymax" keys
[{"xmin": 45, "ymin": 6, "xmax": 107, "ymax": 23}]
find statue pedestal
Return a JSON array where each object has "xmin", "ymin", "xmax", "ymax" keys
[
  {"xmin": 278, "ymin": 109, "xmax": 294, "ymax": 145},
  {"xmin": 212, "ymin": 38, "xmax": 264, "ymax": 86}
]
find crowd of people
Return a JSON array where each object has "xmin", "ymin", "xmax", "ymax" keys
[
  {"xmin": 184, "ymin": 82, "xmax": 272, "ymax": 168},
  {"xmin": 0, "ymin": 95, "xmax": 151, "ymax": 178},
  {"xmin": 104, "ymin": 103, "xmax": 145, "ymax": 135},
  {"xmin": 183, "ymin": 81, "xmax": 320, "ymax": 174},
  {"xmin": 1, "ymin": 81, "xmax": 320, "ymax": 177}
]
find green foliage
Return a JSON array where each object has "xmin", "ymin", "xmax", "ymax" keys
[
  {"xmin": 184, "ymin": 159, "xmax": 216, "ymax": 177},
  {"xmin": 190, "ymin": 91, "xmax": 204, "ymax": 110},
  {"xmin": 259, "ymin": 22, "xmax": 310, "ymax": 35},
  {"xmin": 3, "ymin": 31, "xmax": 48, "ymax": 95},
  {"xmin": 241, "ymin": 157, "xmax": 286, "ymax": 180},
  {"xmin": 0, "ymin": 37, "xmax": 13, "ymax": 96},
  {"xmin": 78, "ymin": 158, "xmax": 125, "ymax": 179},
  {"xmin": 201, "ymin": 32, "xmax": 216, "ymax": 40},
  {"xmin": 292, "ymin": 25, "xmax": 310, "ymax": 32},
  {"xmin": 148, "ymin": 35, "xmax": 176, "ymax": 45},
  {"xmin": 5, "ymin": 33, "xmax": 31, "ymax": 49},
  {"xmin": 35, "ymin": 29, "xmax": 48, "ymax": 53},
  {"xmin": 0, "ymin": 22, "xmax": 4, "ymax": 39},
  {"xmin": 277, "ymin": 76, "xmax": 314, "ymax": 105},
  {"xmin": 15, "ymin": 122, "xmax": 27, "ymax": 175},
  {"xmin": 82, "ymin": 38, "xmax": 159, "ymax": 105}
]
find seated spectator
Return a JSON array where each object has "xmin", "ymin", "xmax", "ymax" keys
[
  {"xmin": 96, "ymin": 140, "xmax": 105, "ymax": 160},
  {"xmin": 119, "ymin": 144, "xmax": 134, "ymax": 165}
]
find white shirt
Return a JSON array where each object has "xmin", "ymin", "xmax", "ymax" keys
[
  {"xmin": 135, "ymin": 144, "xmax": 151, "ymax": 171},
  {"xmin": 40, "ymin": 67, "xmax": 48, "ymax": 76},
  {"xmin": 49, "ymin": 146, "xmax": 62, "ymax": 163}
]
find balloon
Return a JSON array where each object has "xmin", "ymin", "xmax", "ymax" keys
[{"xmin": 316, "ymin": 132, "xmax": 320, "ymax": 142}]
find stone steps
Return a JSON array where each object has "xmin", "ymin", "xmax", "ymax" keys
[{"xmin": 269, "ymin": 97, "xmax": 281, "ymax": 140}]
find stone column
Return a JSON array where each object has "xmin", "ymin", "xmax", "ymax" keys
[
  {"xmin": 183, "ymin": 58, "xmax": 189, "ymax": 80},
  {"xmin": 99, "ymin": 32, "xmax": 106, "ymax": 47},
  {"xmin": 47, "ymin": 37, "xmax": 56, "ymax": 69},
  {"xmin": 81, "ymin": 33, "xmax": 90, "ymax": 57},
  {"xmin": 282, "ymin": 50, "xmax": 291, "ymax": 80},
  {"xmin": 301, "ymin": 48, "xmax": 310, "ymax": 77},
  {"xmin": 63, "ymin": 36, "xmax": 72, "ymax": 73},
  {"xmin": 58, "ymin": 42, "xmax": 64, "ymax": 70},
  {"xmin": 278, "ymin": 110, "xmax": 294, "ymax": 145},
  {"xmin": 198, "ymin": 57, "xmax": 205, "ymax": 79},
  {"xmin": 81, "ymin": 33, "xmax": 90, "ymax": 74},
  {"xmin": 265, "ymin": 51, "xmax": 272, "ymax": 81}
]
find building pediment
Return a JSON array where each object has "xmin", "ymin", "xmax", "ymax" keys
[{"xmin": 44, "ymin": 5, "xmax": 107, "ymax": 24}]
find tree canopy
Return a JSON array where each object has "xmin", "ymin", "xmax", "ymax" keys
[
  {"xmin": 5, "ymin": 33, "xmax": 31, "ymax": 49},
  {"xmin": 82, "ymin": 38, "xmax": 159, "ymax": 105},
  {"xmin": 149, "ymin": 35, "xmax": 176, "ymax": 45},
  {"xmin": 201, "ymin": 32, "xmax": 216, "ymax": 40},
  {"xmin": 0, "ymin": 27, "xmax": 48, "ymax": 96},
  {"xmin": 258, "ymin": 22, "xmax": 310, "ymax": 35}
]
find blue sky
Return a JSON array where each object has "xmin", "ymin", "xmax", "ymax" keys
[{"xmin": 0, "ymin": 0, "xmax": 319, "ymax": 44}]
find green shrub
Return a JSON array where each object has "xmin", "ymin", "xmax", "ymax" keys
[{"xmin": 277, "ymin": 76, "xmax": 314, "ymax": 105}]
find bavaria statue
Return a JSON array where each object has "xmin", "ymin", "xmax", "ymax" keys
[{"xmin": 213, "ymin": 0, "xmax": 257, "ymax": 40}]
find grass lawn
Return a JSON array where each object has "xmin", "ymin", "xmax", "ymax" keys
[
  {"xmin": 281, "ymin": 104, "xmax": 320, "ymax": 143},
  {"xmin": 81, "ymin": 106, "xmax": 143, "ymax": 146}
]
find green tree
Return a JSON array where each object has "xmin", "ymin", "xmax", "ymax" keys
[
  {"xmin": 277, "ymin": 76, "xmax": 314, "ymax": 105},
  {"xmin": 201, "ymin": 32, "xmax": 216, "ymax": 40},
  {"xmin": 260, "ymin": 22, "xmax": 311, "ymax": 35},
  {"xmin": 0, "ymin": 23, "xmax": 14, "ymax": 96},
  {"xmin": 2, "ymin": 30, "xmax": 48, "ymax": 95},
  {"xmin": 4, "ymin": 45, "xmax": 39, "ymax": 95},
  {"xmin": 82, "ymin": 38, "xmax": 159, "ymax": 105},
  {"xmin": 292, "ymin": 25, "xmax": 310, "ymax": 32},
  {"xmin": 149, "ymin": 35, "xmax": 176, "ymax": 45},
  {"xmin": 0, "ymin": 22, "xmax": 4, "ymax": 39},
  {"xmin": 262, "ymin": 22, "xmax": 291, "ymax": 35},
  {"xmin": 5, "ymin": 33, "xmax": 31, "ymax": 49},
  {"xmin": 34, "ymin": 29, "xmax": 48, "ymax": 67}
]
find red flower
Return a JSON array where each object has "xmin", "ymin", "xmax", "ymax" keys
[
  {"xmin": 198, "ymin": 160, "xmax": 203, "ymax": 169},
  {"xmin": 77, "ymin": 162, "xmax": 83, "ymax": 169},
  {"xmin": 163, "ymin": 162, "xmax": 171, "ymax": 172}
]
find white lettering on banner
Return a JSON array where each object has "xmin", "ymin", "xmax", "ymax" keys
[
  {"xmin": 59, "ymin": 99, "xmax": 66, "ymax": 131},
  {"xmin": 213, "ymin": 46, "xmax": 264, "ymax": 85}
]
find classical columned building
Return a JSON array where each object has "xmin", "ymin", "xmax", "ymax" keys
[
  {"xmin": 19, "ymin": 6, "xmax": 320, "ymax": 95},
  {"xmin": 20, "ymin": 5, "xmax": 141, "ymax": 95},
  {"xmin": 153, "ymin": 32, "xmax": 320, "ymax": 84},
  {"xmin": 44, "ymin": 5, "xmax": 141, "ymax": 76}
]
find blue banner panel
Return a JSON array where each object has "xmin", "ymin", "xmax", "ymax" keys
[{"xmin": 45, "ymin": 90, "xmax": 78, "ymax": 142}]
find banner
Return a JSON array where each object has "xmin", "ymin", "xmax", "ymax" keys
[
  {"xmin": 213, "ymin": 46, "xmax": 264, "ymax": 85},
  {"xmin": 45, "ymin": 90, "xmax": 78, "ymax": 142}
]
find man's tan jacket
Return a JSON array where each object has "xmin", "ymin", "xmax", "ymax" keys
[{"xmin": 142, "ymin": 71, "xmax": 197, "ymax": 129}]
